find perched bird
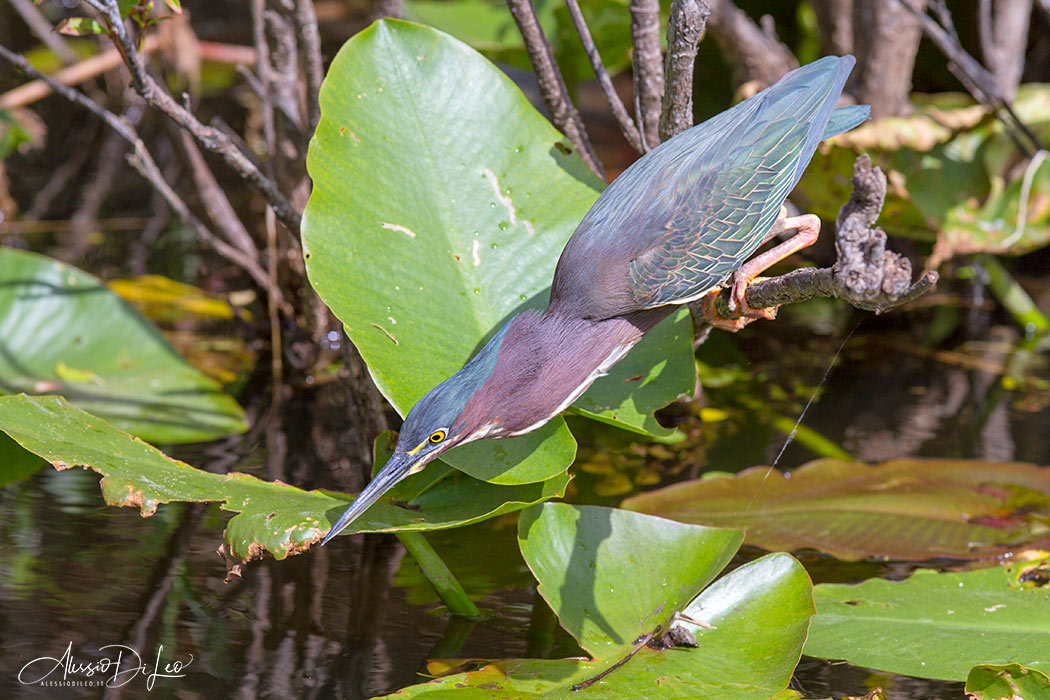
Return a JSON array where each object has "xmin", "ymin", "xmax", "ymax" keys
[{"xmin": 322, "ymin": 55, "xmax": 868, "ymax": 543}]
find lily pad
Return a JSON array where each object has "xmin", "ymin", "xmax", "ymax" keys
[
  {"xmin": 806, "ymin": 560, "xmax": 1050, "ymax": 682},
  {"xmin": 966, "ymin": 663, "xmax": 1050, "ymax": 700},
  {"xmin": 0, "ymin": 247, "xmax": 246, "ymax": 443},
  {"xmin": 302, "ymin": 19, "xmax": 695, "ymax": 480},
  {"xmin": 622, "ymin": 458, "xmax": 1050, "ymax": 561},
  {"xmin": 0, "ymin": 395, "xmax": 570, "ymax": 562},
  {"xmin": 378, "ymin": 505, "xmax": 817, "ymax": 698}
]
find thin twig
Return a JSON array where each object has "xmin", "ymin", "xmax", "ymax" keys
[
  {"xmin": 0, "ymin": 39, "xmax": 254, "ymax": 109},
  {"xmin": 0, "ymin": 43, "xmax": 290, "ymax": 314},
  {"xmin": 295, "ymin": 0, "xmax": 325, "ymax": 132},
  {"xmin": 174, "ymin": 129, "xmax": 259, "ymax": 258},
  {"xmin": 565, "ymin": 0, "xmax": 642, "ymax": 153},
  {"xmin": 505, "ymin": 0, "xmax": 605, "ymax": 178},
  {"xmin": 82, "ymin": 0, "xmax": 301, "ymax": 232},
  {"xmin": 660, "ymin": 0, "xmax": 709, "ymax": 142},
  {"xmin": 629, "ymin": 0, "xmax": 664, "ymax": 149},
  {"xmin": 896, "ymin": 0, "xmax": 1044, "ymax": 156},
  {"xmin": 571, "ymin": 626, "xmax": 660, "ymax": 691}
]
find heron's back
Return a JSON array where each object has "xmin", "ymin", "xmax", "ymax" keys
[{"xmin": 549, "ymin": 55, "xmax": 866, "ymax": 320}]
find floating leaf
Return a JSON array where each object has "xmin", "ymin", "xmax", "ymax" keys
[
  {"xmin": 806, "ymin": 560, "xmax": 1050, "ymax": 681},
  {"xmin": 0, "ymin": 248, "xmax": 246, "ymax": 443},
  {"xmin": 302, "ymin": 20, "xmax": 695, "ymax": 483},
  {"xmin": 0, "ymin": 396, "xmax": 569, "ymax": 563},
  {"xmin": 965, "ymin": 663, "xmax": 1050, "ymax": 700},
  {"xmin": 622, "ymin": 458, "xmax": 1050, "ymax": 561},
  {"xmin": 380, "ymin": 504, "xmax": 815, "ymax": 698}
]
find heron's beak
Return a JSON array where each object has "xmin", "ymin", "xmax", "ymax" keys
[{"xmin": 320, "ymin": 450, "xmax": 424, "ymax": 545}]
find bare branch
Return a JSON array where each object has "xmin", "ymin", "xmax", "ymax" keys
[
  {"xmin": 0, "ymin": 43, "xmax": 289, "ymax": 314},
  {"xmin": 977, "ymin": 0, "xmax": 1032, "ymax": 101},
  {"xmin": 630, "ymin": 0, "xmax": 664, "ymax": 150},
  {"xmin": 565, "ymin": 0, "xmax": 643, "ymax": 153},
  {"xmin": 850, "ymin": 0, "xmax": 924, "ymax": 118},
  {"xmin": 295, "ymin": 0, "xmax": 325, "ymax": 131},
  {"xmin": 505, "ymin": 0, "xmax": 605, "ymax": 178},
  {"xmin": 709, "ymin": 156, "xmax": 937, "ymax": 318},
  {"xmin": 660, "ymin": 0, "xmax": 709, "ymax": 142},
  {"xmin": 81, "ymin": 0, "xmax": 302, "ymax": 232},
  {"xmin": 706, "ymin": 0, "xmax": 798, "ymax": 89},
  {"xmin": 810, "ymin": 0, "xmax": 853, "ymax": 56}
]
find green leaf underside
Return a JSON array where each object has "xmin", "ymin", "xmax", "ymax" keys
[
  {"xmin": 0, "ymin": 247, "xmax": 246, "ymax": 443},
  {"xmin": 381, "ymin": 505, "xmax": 816, "ymax": 698},
  {"xmin": 0, "ymin": 396, "xmax": 569, "ymax": 561},
  {"xmin": 622, "ymin": 458, "xmax": 1050, "ymax": 561},
  {"xmin": 806, "ymin": 561, "xmax": 1050, "ymax": 682},
  {"xmin": 965, "ymin": 664, "xmax": 1050, "ymax": 700},
  {"xmin": 302, "ymin": 19, "xmax": 695, "ymax": 485}
]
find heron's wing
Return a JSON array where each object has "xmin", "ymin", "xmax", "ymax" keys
[{"xmin": 619, "ymin": 57, "xmax": 863, "ymax": 309}]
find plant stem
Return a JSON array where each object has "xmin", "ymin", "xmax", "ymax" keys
[
  {"xmin": 396, "ymin": 531, "xmax": 480, "ymax": 619},
  {"xmin": 978, "ymin": 254, "xmax": 1050, "ymax": 335},
  {"xmin": 768, "ymin": 413, "xmax": 853, "ymax": 461}
]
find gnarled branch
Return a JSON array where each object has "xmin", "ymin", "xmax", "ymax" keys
[{"xmin": 707, "ymin": 156, "xmax": 937, "ymax": 320}]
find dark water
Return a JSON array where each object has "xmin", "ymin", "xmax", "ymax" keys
[{"xmin": 2, "ymin": 310, "xmax": 1047, "ymax": 699}]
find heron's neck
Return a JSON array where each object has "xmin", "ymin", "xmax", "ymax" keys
[{"xmin": 457, "ymin": 308, "xmax": 671, "ymax": 437}]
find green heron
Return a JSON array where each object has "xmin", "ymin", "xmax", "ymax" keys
[{"xmin": 321, "ymin": 55, "xmax": 868, "ymax": 543}]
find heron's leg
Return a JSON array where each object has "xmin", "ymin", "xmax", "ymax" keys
[{"xmin": 728, "ymin": 213, "xmax": 821, "ymax": 319}]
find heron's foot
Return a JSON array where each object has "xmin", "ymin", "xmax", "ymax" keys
[
  {"xmin": 698, "ymin": 290, "xmax": 758, "ymax": 332},
  {"xmin": 728, "ymin": 274, "xmax": 778, "ymax": 321}
]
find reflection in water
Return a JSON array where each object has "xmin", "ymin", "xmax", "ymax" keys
[{"xmin": 1, "ymin": 320, "xmax": 1045, "ymax": 698}]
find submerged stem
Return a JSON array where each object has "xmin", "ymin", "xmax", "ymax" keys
[{"xmin": 396, "ymin": 531, "xmax": 481, "ymax": 619}]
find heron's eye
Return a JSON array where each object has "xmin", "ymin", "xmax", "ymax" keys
[{"xmin": 428, "ymin": 430, "xmax": 447, "ymax": 444}]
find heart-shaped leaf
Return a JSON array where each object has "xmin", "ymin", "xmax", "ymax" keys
[{"xmin": 377, "ymin": 505, "xmax": 816, "ymax": 698}]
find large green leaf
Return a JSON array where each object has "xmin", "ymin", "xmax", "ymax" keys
[
  {"xmin": 302, "ymin": 19, "xmax": 695, "ymax": 482},
  {"xmin": 0, "ymin": 395, "xmax": 569, "ymax": 562},
  {"xmin": 622, "ymin": 458, "xmax": 1050, "ymax": 561},
  {"xmin": 806, "ymin": 560, "xmax": 1050, "ymax": 682},
  {"xmin": 519, "ymin": 503, "xmax": 742, "ymax": 657},
  {"xmin": 381, "ymin": 505, "xmax": 815, "ymax": 698},
  {"xmin": 0, "ymin": 247, "xmax": 245, "ymax": 443}
]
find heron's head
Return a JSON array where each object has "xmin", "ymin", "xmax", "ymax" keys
[{"xmin": 321, "ymin": 320, "xmax": 517, "ymax": 543}]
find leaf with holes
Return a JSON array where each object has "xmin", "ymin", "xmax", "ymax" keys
[
  {"xmin": 302, "ymin": 19, "xmax": 696, "ymax": 482},
  {"xmin": 0, "ymin": 395, "xmax": 570, "ymax": 563}
]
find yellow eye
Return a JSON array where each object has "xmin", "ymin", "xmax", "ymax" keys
[{"xmin": 428, "ymin": 430, "xmax": 447, "ymax": 444}]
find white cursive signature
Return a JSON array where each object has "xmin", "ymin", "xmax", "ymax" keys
[{"xmin": 18, "ymin": 641, "xmax": 193, "ymax": 691}]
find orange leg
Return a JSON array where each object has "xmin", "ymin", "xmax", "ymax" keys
[{"xmin": 700, "ymin": 211, "xmax": 821, "ymax": 331}]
